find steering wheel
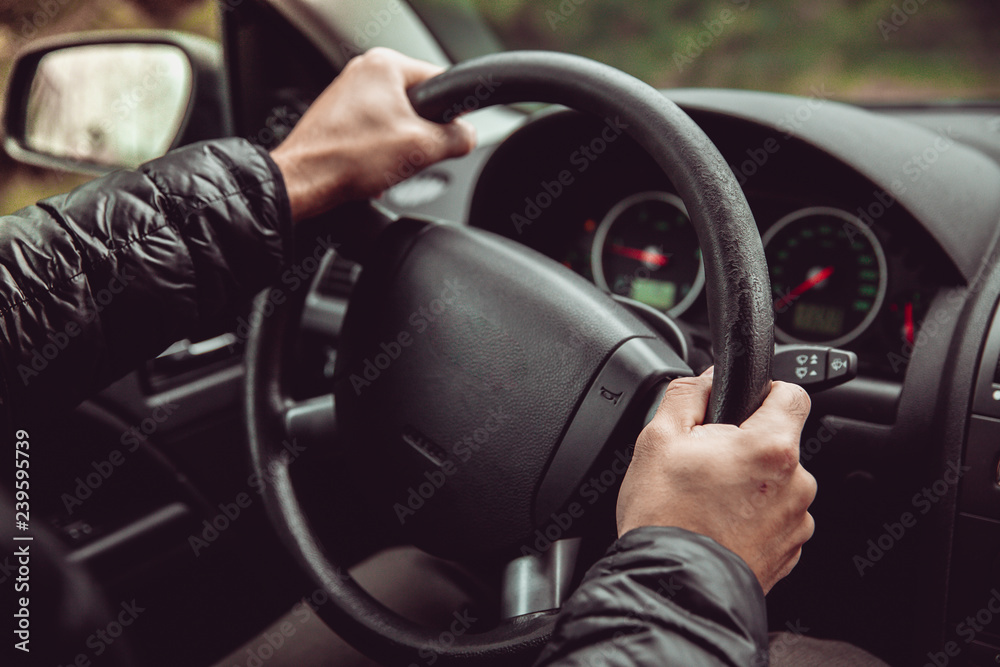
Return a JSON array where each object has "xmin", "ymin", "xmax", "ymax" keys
[{"xmin": 246, "ymin": 51, "xmax": 773, "ymax": 666}]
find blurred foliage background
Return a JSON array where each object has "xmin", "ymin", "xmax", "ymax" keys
[
  {"xmin": 0, "ymin": 0, "xmax": 998, "ymax": 214},
  {"xmin": 439, "ymin": 0, "xmax": 1000, "ymax": 99}
]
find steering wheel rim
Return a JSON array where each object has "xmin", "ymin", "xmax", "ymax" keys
[{"xmin": 247, "ymin": 51, "xmax": 773, "ymax": 666}]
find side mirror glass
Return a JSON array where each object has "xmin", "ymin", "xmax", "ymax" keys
[
  {"xmin": 3, "ymin": 32, "xmax": 229, "ymax": 175},
  {"xmin": 23, "ymin": 44, "xmax": 192, "ymax": 169}
]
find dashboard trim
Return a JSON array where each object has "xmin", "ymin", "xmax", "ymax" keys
[{"xmin": 667, "ymin": 88, "xmax": 1000, "ymax": 284}]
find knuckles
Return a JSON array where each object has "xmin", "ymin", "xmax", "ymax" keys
[
  {"xmin": 353, "ymin": 46, "xmax": 395, "ymax": 71},
  {"xmin": 794, "ymin": 467, "xmax": 819, "ymax": 510},
  {"xmin": 665, "ymin": 374, "xmax": 710, "ymax": 396},
  {"xmin": 752, "ymin": 437, "xmax": 800, "ymax": 476},
  {"xmin": 771, "ymin": 381, "xmax": 812, "ymax": 421}
]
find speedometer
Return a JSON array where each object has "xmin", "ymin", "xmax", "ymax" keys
[
  {"xmin": 591, "ymin": 191, "xmax": 704, "ymax": 317},
  {"xmin": 763, "ymin": 206, "xmax": 887, "ymax": 347}
]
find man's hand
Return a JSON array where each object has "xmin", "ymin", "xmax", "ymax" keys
[
  {"xmin": 270, "ymin": 48, "xmax": 477, "ymax": 221},
  {"xmin": 616, "ymin": 368, "xmax": 817, "ymax": 594}
]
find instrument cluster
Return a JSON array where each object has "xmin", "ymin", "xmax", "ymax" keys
[{"xmin": 469, "ymin": 109, "xmax": 957, "ymax": 380}]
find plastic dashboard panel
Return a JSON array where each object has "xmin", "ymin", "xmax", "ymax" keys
[{"xmin": 664, "ymin": 89, "xmax": 1000, "ymax": 284}]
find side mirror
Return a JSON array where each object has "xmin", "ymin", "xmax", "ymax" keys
[{"xmin": 3, "ymin": 31, "xmax": 231, "ymax": 174}]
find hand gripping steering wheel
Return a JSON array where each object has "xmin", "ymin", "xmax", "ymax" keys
[{"xmin": 246, "ymin": 51, "xmax": 773, "ymax": 666}]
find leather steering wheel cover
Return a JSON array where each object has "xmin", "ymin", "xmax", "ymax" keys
[
  {"xmin": 245, "ymin": 287, "xmax": 556, "ymax": 666},
  {"xmin": 410, "ymin": 51, "xmax": 773, "ymax": 424},
  {"xmin": 246, "ymin": 51, "xmax": 775, "ymax": 666}
]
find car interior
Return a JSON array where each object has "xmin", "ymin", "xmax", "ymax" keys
[{"xmin": 5, "ymin": 1, "xmax": 1000, "ymax": 665}]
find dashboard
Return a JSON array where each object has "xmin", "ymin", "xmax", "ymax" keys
[{"xmin": 464, "ymin": 108, "xmax": 959, "ymax": 382}]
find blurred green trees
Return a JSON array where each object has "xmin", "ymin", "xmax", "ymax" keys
[{"xmin": 425, "ymin": 0, "xmax": 1000, "ymax": 100}]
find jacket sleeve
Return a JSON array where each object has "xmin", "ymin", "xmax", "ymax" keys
[
  {"xmin": 0, "ymin": 138, "xmax": 292, "ymax": 415},
  {"xmin": 534, "ymin": 527, "xmax": 769, "ymax": 667}
]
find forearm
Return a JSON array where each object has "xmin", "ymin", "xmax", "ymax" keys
[
  {"xmin": 0, "ymin": 138, "xmax": 291, "ymax": 414},
  {"xmin": 535, "ymin": 527, "xmax": 768, "ymax": 667}
]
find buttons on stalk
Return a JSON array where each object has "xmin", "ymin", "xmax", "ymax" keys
[{"xmin": 773, "ymin": 345, "xmax": 858, "ymax": 392}]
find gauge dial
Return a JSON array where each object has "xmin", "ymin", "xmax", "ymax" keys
[
  {"xmin": 591, "ymin": 191, "xmax": 704, "ymax": 317},
  {"xmin": 886, "ymin": 290, "xmax": 929, "ymax": 347},
  {"xmin": 763, "ymin": 207, "xmax": 887, "ymax": 347}
]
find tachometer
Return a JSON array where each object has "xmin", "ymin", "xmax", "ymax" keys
[
  {"xmin": 591, "ymin": 191, "xmax": 704, "ymax": 317},
  {"xmin": 763, "ymin": 206, "xmax": 887, "ymax": 347}
]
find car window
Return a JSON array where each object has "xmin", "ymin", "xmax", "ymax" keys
[{"xmin": 417, "ymin": 0, "xmax": 1000, "ymax": 103}]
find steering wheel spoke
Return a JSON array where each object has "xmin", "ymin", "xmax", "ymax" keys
[
  {"xmin": 283, "ymin": 393, "xmax": 337, "ymax": 450},
  {"xmin": 246, "ymin": 50, "xmax": 773, "ymax": 666},
  {"xmin": 502, "ymin": 538, "xmax": 582, "ymax": 618}
]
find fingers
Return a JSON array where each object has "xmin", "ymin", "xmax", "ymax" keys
[
  {"xmin": 763, "ymin": 510, "xmax": 815, "ymax": 594},
  {"xmin": 390, "ymin": 50, "xmax": 447, "ymax": 89},
  {"xmin": 790, "ymin": 466, "xmax": 818, "ymax": 515},
  {"xmin": 769, "ymin": 545, "xmax": 803, "ymax": 593},
  {"xmin": 741, "ymin": 380, "xmax": 811, "ymax": 435},
  {"xmin": 351, "ymin": 48, "xmax": 476, "ymax": 160},
  {"xmin": 436, "ymin": 118, "xmax": 478, "ymax": 158},
  {"xmin": 352, "ymin": 47, "xmax": 445, "ymax": 88},
  {"xmin": 738, "ymin": 381, "xmax": 810, "ymax": 474},
  {"xmin": 651, "ymin": 367, "xmax": 714, "ymax": 434}
]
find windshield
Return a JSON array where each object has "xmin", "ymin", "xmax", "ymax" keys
[{"xmin": 417, "ymin": 0, "xmax": 1000, "ymax": 103}]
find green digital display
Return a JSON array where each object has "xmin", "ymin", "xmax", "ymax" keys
[
  {"xmin": 631, "ymin": 277, "xmax": 677, "ymax": 311},
  {"xmin": 793, "ymin": 302, "xmax": 845, "ymax": 337}
]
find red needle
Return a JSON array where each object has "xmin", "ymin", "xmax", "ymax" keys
[
  {"xmin": 904, "ymin": 302, "xmax": 914, "ymax": 345},
  {"xmin": 610, "ymin": 244, "xmax": 669, "ymax": 267},
  {"xmin": 774, "ymin": 266, "xmax": 835, "ymax": 310}
]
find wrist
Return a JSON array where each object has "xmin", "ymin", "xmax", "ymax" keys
[
  {"xmin": 269, "ymin": 145, "xmax": 351, "ymax": 222},
  {"xmin": 269, "ymin": 146, "xmax": 308, "ymax": 222}
]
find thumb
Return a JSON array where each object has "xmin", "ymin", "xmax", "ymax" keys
[{"xmin": 425, "ymin": 118, "xmax": 478, "ymax": 162}]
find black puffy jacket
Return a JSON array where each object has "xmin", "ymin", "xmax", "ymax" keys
[
  {"xmin": 0, "ymin": 138, "xmax": 290, "ymax": 417},
  {"xmin": 0, "ymin": 138, "xmax": 767, "ymax": 665}
]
